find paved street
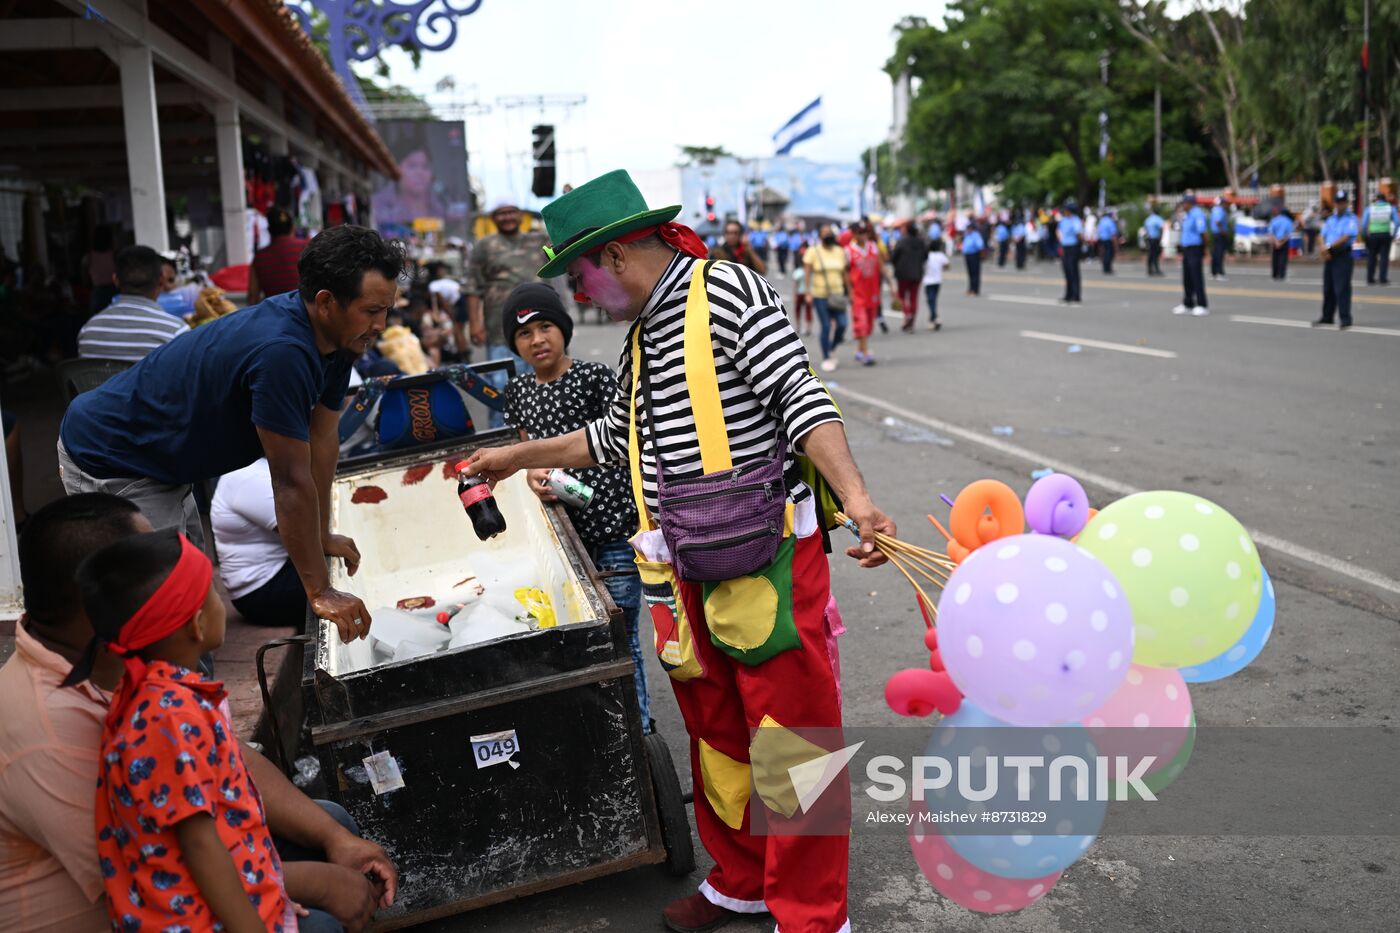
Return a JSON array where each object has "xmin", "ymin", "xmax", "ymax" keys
[{"xmin": 425, "ymin": 253, "xmax": 1399, "ymax": 932}]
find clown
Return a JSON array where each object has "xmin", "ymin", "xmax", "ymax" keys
[{"xmin": 465, "ymin": 170, "xmax": 894, "ymax": 933}]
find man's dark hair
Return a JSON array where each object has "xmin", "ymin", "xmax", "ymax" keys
[
  {"xmin": 19, "ymin": 494, "xmax": 142, "ymax": 629},
  {"xmin": 298, "ymin": 224, "xmax": 405, "ymax": 307},
  {"xmin": 75, "ymin": 529, "xmax": 184, "ymax": 644},
  {"xmin": 268, "ymin": 207, "xmax": 295, "ymax": 237},
  {"xmin": 115, "ymin": 245, "xmax": 163, "ymax": 293},
  {"xmin": 724, "ymin": 221, "xmax": 744, "ymax": 234}
]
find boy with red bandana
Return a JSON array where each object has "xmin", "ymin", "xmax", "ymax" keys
[{"xmin": 79, "ymin": 530, "xmax": 298, "ymax": 932}]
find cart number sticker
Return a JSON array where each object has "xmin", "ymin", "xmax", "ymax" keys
[
  {"xmin": 363, "ymin": 751, "xmax": 405, "ymax": 795},
  {"xmin": 471, "ymin": 730, "xmax": 521, "ymax": 770}
]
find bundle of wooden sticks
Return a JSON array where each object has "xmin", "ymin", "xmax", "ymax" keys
[{"xmin": 835, "ymin": 511, "xmax": 956, "ymax": 627}]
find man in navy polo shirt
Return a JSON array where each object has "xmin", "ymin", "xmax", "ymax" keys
[{"xmin": 57, "ymin": 225, "xmax": 402, "ymax": 641}]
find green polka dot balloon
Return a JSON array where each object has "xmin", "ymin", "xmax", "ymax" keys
[{"xmin": 1079, "ymin": 491, "xmax": 1263, "ymax": 669}]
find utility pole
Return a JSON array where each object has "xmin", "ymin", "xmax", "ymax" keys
[
  {"xmin": 1098, "ymin": 51, "xmax": 1109, "ymax": 211},
  {"xmin": 1361, "ymin": 0, "xmax": 1370, "ymax": 209},
  {"xmin": 1154, "ymin": 82, "xmax": 1162, "ymax": 198}
]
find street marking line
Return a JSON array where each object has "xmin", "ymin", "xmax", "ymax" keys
[
  {"xmin": 1229, "ymin": 315, "xmax": 1312, "ymax": 329},
  {"xmin": 988, "ymin": 294, "xmax": 1062, "ymax": 307},
  {"xmin": 1230, "ymin": 315, "xmax": 1400, "ymax": 336},
  {"xmin": 1020, "ymin": 330, "xmax": 1178, "ymax": 358},
  {"xmin": 829, "ymin": 384, "xmax": 1400, "ymax": 599}
]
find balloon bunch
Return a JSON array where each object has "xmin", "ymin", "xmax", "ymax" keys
[{"xmin": 860, "ymin": 473, "xmax": 1275, "ymax": 914}]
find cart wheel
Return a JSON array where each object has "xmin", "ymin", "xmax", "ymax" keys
[{"xmin": 644, "ymin": 731, "xmax": 696, "ymax": 876}]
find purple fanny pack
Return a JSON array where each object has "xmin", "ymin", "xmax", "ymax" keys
[{"xmin": 657, "ymin": 439, "xmax": 788, "ymax": 582}]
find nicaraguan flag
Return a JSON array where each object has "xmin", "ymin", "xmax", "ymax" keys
[{"xmin": 773, "ymin": 98, "xmax": 822, "ymax": 156}]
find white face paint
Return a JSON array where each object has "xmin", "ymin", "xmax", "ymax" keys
[{"xmin": 571, "ymin": 258, "xmax": 632, "ymax": 320}]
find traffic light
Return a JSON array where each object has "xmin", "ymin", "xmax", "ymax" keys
[
  {"xmin": 705, "ymin": 194, "xmax": 716, "ymax": 224},
  {"xmin": 532, "ymin": 124, "xmax": 555, "ymax": 198}
]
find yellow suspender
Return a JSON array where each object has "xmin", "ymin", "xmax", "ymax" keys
[
  {"xmin": 627, "ymin": 261, "xmax": 735, "ymax": 532},
  {"xmin": 683, "ymin": 262, "xmax": 733, "ymax": 474}
]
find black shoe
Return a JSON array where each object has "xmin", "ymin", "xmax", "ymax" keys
[
  {"xmin": 1340, "ymin": 322, "xmax": 1353, "ymax": 330},
  {"xmin": 878, "ymin": 319, "xmax": 889, "ymax": 334},
  {"xmin": 1311, "ymin": 319, "xmax": 1333, "ymax": 327}
]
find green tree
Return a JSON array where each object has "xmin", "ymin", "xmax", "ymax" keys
[{"xmin": 892, "ymin": 0, "xmax": 1199, "ymax": 207}]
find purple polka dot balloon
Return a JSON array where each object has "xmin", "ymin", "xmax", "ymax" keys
[{"xmin": 938, "ymin": 534, "xmax": 1134, "ymax": 727}]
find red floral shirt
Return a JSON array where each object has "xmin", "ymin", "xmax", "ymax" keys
[{"xmin": 96, "ymin": 662, "xmax": 292, "ymax": 932}]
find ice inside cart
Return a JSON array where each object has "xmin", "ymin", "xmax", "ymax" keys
[
  {"xmin": 325, "ymin": 459, "xmax": 593, "ymax": 669},
  {"xmin": 299, "ymin": 447, "xmax": 692, "ymax": 928}
]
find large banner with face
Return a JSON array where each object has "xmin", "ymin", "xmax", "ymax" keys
[{"xmin": 371, "ymin": 119, "xmax": 471, "ymax": 240}]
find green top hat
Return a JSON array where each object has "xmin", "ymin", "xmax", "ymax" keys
[{"xmin": 536, "ymin": 169, "xmax": 682, "ymax": 278}]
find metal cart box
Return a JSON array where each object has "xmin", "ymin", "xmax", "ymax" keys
[{"xmin": 296, "ymin": 443, "xmax": 691, "ymax": 929}]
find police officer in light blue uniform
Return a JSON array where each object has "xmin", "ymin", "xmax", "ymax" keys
[
  {"xmin": 1011, "ymin": 213, "xmax": 1027, "ymax": 269},
  {"xmin": 773, "ymin": 227, "xmax": 791, "ymax": 277},
  {"xmin": 994, "ymin": 218, "xmax": 1010, "ymax": 267},
  {"xmin": 928, "ymin": 219, "xmax": 943, "ymax": 243},
  {"xmin": 1361, "ymin": 193, "xmax": 1398, "ymax": 285},
  {"xmin": 1057, "ymin": 201, "xmax": 1084, "ymax": 304},
  {"xmin": 750, "ymin": 227, "xmax": 770, "ymax": 269},
  {"xmin": 1268, "ymin": 204, "xmax": 1296, "ymax": 281},
  {"xmin": 1314, "ymin": 190, "xmax": 1359, "ymax": 328},
  {"xmin": 961, "ymin": 224, "xmax": 986, "ymax": 295},
  {"xmin": 1098, "ymin": 211, "xmax": 1119, "ymax": 274},
  {"xmin": 1209, "ymin": 194, "xmax": 1231, "ymax": 279},
  {"xmin": 1143, "ymin": 207, "xmax": 1166, "ymax": 276},
  {"xmin": 1174, "ymin": 191, "xmax": 1209, "ymax": 315}
]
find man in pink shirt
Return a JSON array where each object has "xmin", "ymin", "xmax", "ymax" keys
[
  {"xmin": 0, "ymin": 497, "xmax": 149, "ymax": 932},
  {"xmin": 0, "ymin": 494, "xmax": 398, "ymax": 933}
]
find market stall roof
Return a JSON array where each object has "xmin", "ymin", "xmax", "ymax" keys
[
  {"xmin": 0, "ymin": 0, "xmax": 397, "ymax": 184},
  {"xmin": 195, "ymin": 0, "xmax": 398, "ymax": 177}
]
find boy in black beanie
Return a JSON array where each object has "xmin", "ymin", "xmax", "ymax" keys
[{"xmin": 500, "ymin": 284, "xmax": 651, "ymax": 729}]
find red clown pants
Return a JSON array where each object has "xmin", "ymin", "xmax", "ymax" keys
[{"xmin": 672, "ymin": 531, "xmax": 850, "ymax": 933}]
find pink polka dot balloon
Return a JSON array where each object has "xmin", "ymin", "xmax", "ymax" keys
[
  {"xmin": 938, "ymin": 534, "xmax": 1134, "ymax": 726},
  {"xmin": 1081, "ymin": 663, "xmax": 1194, "ymax": 785},
  {"xmin": 908, "ymin": 803, "xmax": 1063, "ymax": 913}
]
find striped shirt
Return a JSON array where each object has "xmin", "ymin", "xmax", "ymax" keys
[
  {"xmin": 77, "ymin": 294, "xmax": 188, "ymax": 362},
  {"xmin": 586, "ymin": 253, "xmax": 841, "ymax": 515}
]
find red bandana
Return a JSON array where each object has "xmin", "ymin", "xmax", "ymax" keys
[
  {"xmin": 583, "ymin": 222, "xmax": 709, "ymax": 261},
  {"xmin": 104, "ymin": 534, "xmax": 214, "ymax": 731}
]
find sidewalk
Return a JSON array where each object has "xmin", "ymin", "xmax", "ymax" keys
[{"xmin": 0, "ymin": 368, "xmax": 295, "ymax": 741}]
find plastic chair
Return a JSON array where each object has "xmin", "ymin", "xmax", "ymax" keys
[{"xmin": 55, "ymin": 358, "xmax": 132, "ymax": 402}]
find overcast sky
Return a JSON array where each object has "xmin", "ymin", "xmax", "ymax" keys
[{"xmin": 364, "ymin": 0, "xmax": 947, "ymax": 209}]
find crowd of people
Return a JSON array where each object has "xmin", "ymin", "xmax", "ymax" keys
[{"xmin": 698, "ymin": 184, "xmax": 1398, "ymax": 346}]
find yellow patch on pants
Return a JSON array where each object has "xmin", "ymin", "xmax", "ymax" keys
[
  {"xmin": 749, "ymin": 714, "xmax": 832, "ymax": 819},
  {"xmin": 698, "ymin": 739, "xmax": 751, "ymax": 831},
  {"xmin": 704, "ymin": 574, "xmax": 780, "ymax": 651}
]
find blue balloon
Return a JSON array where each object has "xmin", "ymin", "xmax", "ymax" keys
[
  {"xmin": 1180, "ymin": 566, "xmax": 1275, "ymax": 683},
  {"xmin": 922, "ymin": 702, "xmax": 1106, "ymax": 879}
]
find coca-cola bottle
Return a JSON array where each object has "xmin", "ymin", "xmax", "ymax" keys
[{"xmin": 454, "ymin": 460, "xmax": 507, "ymax": 540}]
